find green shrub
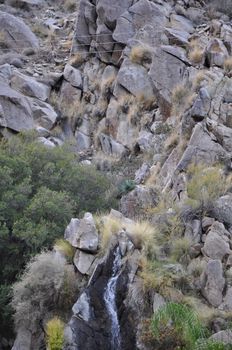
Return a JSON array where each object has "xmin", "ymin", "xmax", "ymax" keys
[
  {"xmin": 187, "ymin": 164, "xmax": 226, "ymax": 211},
  {"xmin": 46, "ymin": 317, "xmax": 64, "ymax": 350},
  {"xmin": 0, "ymin": 133, "xmax": 117, "ymax": 340},
  {"xmin": 151, "ymin": 303, "xmax": 206, "ymax": 349}
]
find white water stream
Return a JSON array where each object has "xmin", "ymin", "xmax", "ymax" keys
[{"xmin": 104, "ymin": 246, "xmax": 122, "ymax": 349}]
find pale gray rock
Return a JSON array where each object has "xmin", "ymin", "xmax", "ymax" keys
[
  {"xmin": 96, "ymin": 0, "xmax": 132, "ymax": 30},
  {"xmin": 184, "ymin": 219, "xmax": 201, "ymax": 244},
  {"xmin": 190, "ymin": 88, "xmax": 211, "ymax": 121},
  {"xmin": 165, "ymin": 27, "xmax": 190, "ymax": 47},
  {"xmin": 74, "ymin": 250, "xmax": 96, "ymax": 275},
  {"xmin": 60, "ymin": 81, "xmax": 82, "ymax": 107},
  {"xmin": 117, "ymin": 59, "xmax": 154, "ymax": 101},
  {"xmin": 0, "ymin": 11, "xmax": 39, "ymax": 53},
  {"xmin": 137, "ymin": 131, "xmax": 153, "ymax": 152},
  {"xmin": 202, "ymin": 216, "xmax": 215, "ymax": 232},
  {"xmin": 210, "ymin": 330, "xmax": 232, "ymax": 345},
  {"xmin": 153, "ymin": 293, "xmax": 166, "ymax": 314},
  {"xmin": 12, "ymin": 328, "xmax": 32, "ymax": 350},
  {"xmin": 149, "ymin": 47, "xmax": 187, "ymax": 115},
  {"xmin": 72, "ymin": 292, "xmax": 91, "ymax": 322},
  {"xmin": 221, "ymin": 287, "xmax": 232, "ymax": 311},
  {"xmin": 170, "ymin": 14, "xmax": 194, "ymax": 34},
  {"xmin": 0, "ymin": 82, "xmax": 34, "ymax": 131},
  {"xmin": 211, "ymin": 194, "xmax": 232, "ymax": 226},
  {"xmin": 37, "ymin": 137, "xmax": 55, "ymax": 148},
  {"xmin": 206, "ymin": 39, "xmax": 229, "ymax": 68},
  {"xmin": 201, "ymin": 259, "xmax": 225, "ymax": 307},
  {"xmin": 202, "ymin": 223, "xmax": 230, "ymax": 260},
  {"xmin": 65, "ymin": 218, "xmax": 81, "ymax": 248},
  {"xmin": 75, "ymin": 131, "xmax": 91, "ymax": 151},
  {"xmin": 134, "ymin": 163, "xmax": 150, "ymax": 184},
  {"xmin": 11, "ymin": 71, "xmax": 51, "ymax": 102},
  {"xmin": 65, "ymin": 213, "xmax": 98, "ymax": 253},
  {"xmin": 64, "ymin": 64, "xmax": 83, "ymax": 89},
  {"xmin": 177, "ymin": 123, "xmax": 227, "ymax": 171},
  {"xmin": 29, "ymin": 98, "xmax": 57, "ymax": 130},
  {"xmin": 99, "ymin": 133, "xmax": 127, "ymax": 157}
]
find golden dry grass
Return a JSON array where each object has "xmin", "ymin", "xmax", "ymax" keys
[
  {"xmin": 130, "ymin": 45, "xmax": 152, "ymax": 65},
  {"xmin": 224, "ymin": 56, "xmax": 232, "ymax": 75},
  {"xmin": 54, "ymin": 239, "xmax": 75, "ymax": 260},
  {"xmin": 188, "ymin": 47, "xmax": 204, "ymax": 64}
]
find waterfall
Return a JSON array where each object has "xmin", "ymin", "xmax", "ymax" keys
[{"xmin": 104, "ymin": 246, "xmax": 122, "ymax": 349}]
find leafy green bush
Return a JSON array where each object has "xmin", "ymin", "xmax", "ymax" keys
[{"xmin": 0, "ymin": 133, "xmax": 117, "ymax": 340}]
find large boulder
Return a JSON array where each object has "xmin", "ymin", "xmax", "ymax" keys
[
  {"xmin": 211, "ymin": 194, "xmax": 232, "ymax": 226},
  {"xmin": 73, "ymin": 250, "xmax": 96, "ymax": 275},
  {"xmin": 0, "ymin": 81, "xmax": 34, "ymax": 131},
  {"xmin": 201, "ymin": 259, "xmax": 225, "ymax": 307},
  {"xmin": 116, "ymin": 59, "xmax": 154, "ymax": 102},
  {"xmin": 65, "ymin": 213, "xmax": 99, "ymax": 253},
  {"xmin": 0, "ymin": 11, "xmax": 39, "ymax": 53},
  {"xmin": 11, "ymin": 71, "xmax": 51, "ymax": 102},
  {"xmin": 202, "ymin": 222, "xmax": 231, "ymax": 260}
]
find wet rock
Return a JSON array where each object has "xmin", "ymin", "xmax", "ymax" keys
[
  {"xmin": 72, "ymin": 292, "xmax": 91, "ymax": 322},
  {"xmin": 201, "ymin": 259, "xmax": 225, "ymax": 307}
]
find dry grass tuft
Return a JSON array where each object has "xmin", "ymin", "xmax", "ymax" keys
[
  {"xmin": 69, "ymin": 53, "xmax": 86, "ymax": 67},
  {"xmin": 54, "ymin": 239, "xmax": 75, "ymax": 261},
  {"xmin": 130, "ymin": 45, "xmax": 152, "ymax": 65},
  {"xmin": 192, "ymin": 70, "xmax": 208, "ymax": 91},
  {"xmin": 46, "ymin": 317, "xmax": 64, "ymax": 350},
  {"xmin": 224, "ymin": 56, "xmax": 232, "ymax": 76},
  {"xmin": 171, "ymin": 83, "xmax": 196, "ymax": 117},
  {"xmin": 188, "ymin": 47, "xmax": 205, "ymax": 64}
]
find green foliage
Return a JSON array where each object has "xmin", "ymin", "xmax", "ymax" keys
[
  {"xmin": 118, "ymin": 179, "xmax": 136, "ymax": 197},
  {"xmin": 46, "ymin": 317, "xmax": 64, "ymax": 350},
  {"xmin": 151, "ymin": 303, "xmax": 206, "ymax": 349},
  {"xmin": 187, "ymin": 164, "xmax": 226, "ymax": 211},
  {"xmin": 150, "ymin": 302, "xmax": 230, "ymax": 350},
  {"xmin": 195, "ymin": 339, "xmax": 232, "ymax": 350},
  {"xmin": 0, "ymin": 133, "xmax": 117, "ymax": 340}
]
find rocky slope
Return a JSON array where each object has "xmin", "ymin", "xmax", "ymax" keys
[{"xmin": 2, "ymin": 0, "xmax": 232, "ymax": 349}]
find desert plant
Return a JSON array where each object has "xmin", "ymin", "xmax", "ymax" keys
[
  {"xmin": 171, "ymin": 83, "xmax": 195, "ymax": 116},
  {"xmin": 46, "ymin": 317, "xmax": 64, "ymax": 350},
  {"xmin": 118, "ymin": 179, "xmax": 136, "ymax": 197},
  {"xmin": 188, "ymin": 47, "xmax": 205, "ymax": 65},
  {"xmin": 12, "ymin": 251, "xmax": 78, "ymax": 333},
  {"xmin": 186, "ymin": 163, "xmax": 226, "ymax": 211},
  {"xmin": 130, "ymin": 44, "xmax": 152, "ymax": 65},
  {"xmin": 171, "ymin": 237, "xmax": 191, "ymax": 264},
  {"xmin": 54, "ymin": 239, "xmax": 75, "ymax": 262},
  {"xmin": 224, "ymin": 57, "xmax": 232, "ymax": 76},
  {"xmin": 151, "ymin": 302, "xmax": 207, "ymax": 349}
]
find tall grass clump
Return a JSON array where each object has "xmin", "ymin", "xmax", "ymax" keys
[{"xmin": 46, "ymin": 317, "xmax": 64, "ymax": 350}]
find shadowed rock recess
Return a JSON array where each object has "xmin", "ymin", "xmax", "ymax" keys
[{"xmin": 1, "ymin": 0, "xmax": 232, "ymax": 349}]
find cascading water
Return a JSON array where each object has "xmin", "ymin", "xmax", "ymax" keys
[{"xmin": 104, "ymin": 246, "xmax": 122, "ymax": 349}]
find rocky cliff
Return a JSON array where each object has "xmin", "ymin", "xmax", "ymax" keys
[{"xmin": 2, "ymin": 0, "xmax": 232, "ymax": 349}]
